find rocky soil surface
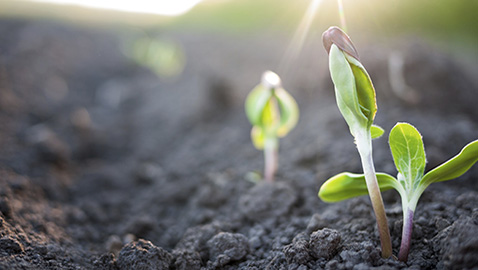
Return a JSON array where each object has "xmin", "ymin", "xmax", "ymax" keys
[{"xmin": 0, "ymin": 19, "xmax": 477, "ymax": 269}]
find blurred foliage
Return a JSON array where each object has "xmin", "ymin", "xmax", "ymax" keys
[
  {"xmin": 122, "ymin": 36, "xmax": 185, "ymax": 78},
  {"xmin": 169, "ymin": 0, "xmax": 478, "ymax": 60},
  {"xmin": 175, "ymin": 0, "xmax": 478, "ymax": 42},
  {"xmin": 170, "ymin": 0, "xmax": 308, "ymax": 33},
  {"xmin": 340, "ymin": 0, "xmax": 478, "ymax": 46}
]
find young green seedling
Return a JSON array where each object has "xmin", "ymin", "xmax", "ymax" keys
[
  {"xmin": 322, "ymin": 26, "xmax": 392, "ymax": 258},
  {"xmin": 319, "ymin": 122, "xmax": 478, "ymax": 262},
  {"xmin": 245, "ymin": 71, "xmax": 299, "ymax": 183}
]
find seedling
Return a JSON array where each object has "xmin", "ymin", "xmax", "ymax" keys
[
  {"xmin": 245, "ymin": 71, "xmax": 299, "ymax": 183},
  {"xmin": 322, "ymin": 26, "xmax": 392, "ymax": 258},
  {"xmin": 319, "ymin": 122, "xmax": 478, "ymax": 262}
]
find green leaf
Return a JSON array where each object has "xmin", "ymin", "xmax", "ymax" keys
[
  {"xmin": 260, "ymin": 97, "xmax": 280, "ymax": 134},
  {"xmin": 245, "ymin": 85, "xmax": 272, "ymax": 126},
  {"xmin": 345, "ymin": 54, "xmax": 377, "ymax": 126},
  {"xmin": 318, "ymin": 172, "xmax": 399, "ymax": 203},
  {"xmin": 420, "ymin": 139, "xmax": 478, "ymax": 187},
  {"xmin": 275, "ymin": 87, "xmax": 299, "ymax": 137},
  {"xmin": 250, "ymin": 126, "xmax": 265, "ymax": 150},
  {"xmin": 329, "ymin": 44, "xmax": 378, "ymax": 136},
  {"xmin": 329, "ymin": 44, "xmax": 368, "ymax": 134},
  {"xmin": 371, "ymin": 125, "xmax": 385, "ymax": 139},
  {"xmin": 389, "ymin": 123, "xmax": 426, "ymax": 190}
]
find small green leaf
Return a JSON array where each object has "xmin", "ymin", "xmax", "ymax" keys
[
  {"xmin": 389, "ymin": 123, "xmax": 426, "ymax": 190},
  {"xmin": 346, "ymin": 54, "xmax": 377, "ymax": 126},
  {"xmin": 420, "ymin": 140, "xmax": 478, "ymax": 187},
  {"xmin": 245, "ymin": 85, "xmax": 272, "ymax": 126},
  {"xmin": 250, "ymin": 126, "xmax": 265, "ymax": 150},
  {"xmin": 260, "ymin": 97, "xmax": 280, "ymax": 134},
  {"xmin": 371, "ymin": 125, "xmax": 385, "ymax": 139},
  {"xmin": 318, "ymin": 172, "xmax": 399, "ymax": 203},
  {"xmin": 245, "ymin": 71, "xmax": 298, "ymax": 138},
  {"xmin": 275, "ymin": 88, "xmax": 299, "ymax": 137}
]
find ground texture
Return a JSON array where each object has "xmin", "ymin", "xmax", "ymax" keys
[{"xmin": 0, "ymin": 20, "xmax": 477, "ymax": 269}]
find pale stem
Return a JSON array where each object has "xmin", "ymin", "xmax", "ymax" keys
[
  {"xmin": 264, "ymin": 137, "xmax": 278, "ymax": 183},
  {"xmin": 356, "ymin": 131, "xmax": 392, "ymax": 258},
  {"xmin": 398, "ymin": 207, "xmax": 414, "ymax": 262}
]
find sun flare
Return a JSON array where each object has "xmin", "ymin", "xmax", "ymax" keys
[{"xmin": 279, "ymin": 0, "xmax": 323, "ymax": 74}]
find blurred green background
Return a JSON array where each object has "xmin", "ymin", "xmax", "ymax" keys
[
  {"xmin": 2, "ymin": 0, "xmax": 477, "ymax": 39},
  {"xmin": 2, "ymin": 0, "xmax": 477, "ymax": 68}
]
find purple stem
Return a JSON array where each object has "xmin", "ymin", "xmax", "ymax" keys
[
  {"xmin": 398, "ymin": 207, "xmax": 414, "ymax": 262},
  {"xmin": 357, "ymin": 136, "xmax": 392, "ymax": 258}
]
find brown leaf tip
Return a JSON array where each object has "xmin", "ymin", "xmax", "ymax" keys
[{"xmin": 322, "ymin": 26, "xmax": 360, "ymax": 60}]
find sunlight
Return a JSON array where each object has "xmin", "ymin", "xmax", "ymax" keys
[
  {"xmin": 29, "ymin": 0, "xmax": 204, "ymax": 16},
  {"xmin": 337, "ymin": 0, "xmax": 347, "ymax": 32},
  {"xmin": 278, "ymin": 0, "xmax": 323, "ymax": 74}
]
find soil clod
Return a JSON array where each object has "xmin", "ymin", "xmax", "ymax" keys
[{"xmin": 117, "ymin": 239, "xmax": 172, "ymax": 270}]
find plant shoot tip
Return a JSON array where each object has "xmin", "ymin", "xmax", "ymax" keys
[
  {"xmin": 322, "ymin": 26, "xmax": 359, "ymax": 60},
  {"xmin": 261, "ymin": 70, "xmax": 281, "ymax": 89}
]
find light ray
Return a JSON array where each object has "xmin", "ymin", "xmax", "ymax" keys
[
  {"xmin": 278, "ymin": 0, "xmax": 323, "ymax": 75},
  {"xmin": 337, "ymin": 0, "xmax": 348, "ymax": 32}
]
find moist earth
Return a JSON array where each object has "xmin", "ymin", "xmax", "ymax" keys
[{"xmin": 0, "ymin": 20, "xmax": 477, "ymax": 269}]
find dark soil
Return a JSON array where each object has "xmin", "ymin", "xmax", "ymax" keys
[{"xmin": 0, "ymin": 19, "xmax": 477, "ymax": 270}]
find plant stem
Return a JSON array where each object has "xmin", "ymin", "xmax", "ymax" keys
[
  {"xmin": 356, "ymin": 131, "xmax": 392, "ymax": 258},
  {"xmin": 264, "ymin": 137, "xmax": 278, "ymax": 183},
  {"xmin": 398, "ymin": 207, "xmax": 414, "ymax": 262}
]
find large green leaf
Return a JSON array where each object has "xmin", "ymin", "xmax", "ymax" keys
[
  {"xmin": 245, "ymin": 85, "xmax": 272, "ymax": 126},
  {"xmin": 318, "ymin": 172, "xmax": 399, "ymax": 203},
  {"xmin": 275, "ymin": 87, "xmax": 299, "ymax": 137},
  {"xmin": 389, "ymin": 123, "xmax": 426, "ymax": 190},
  {"xmin": 420, "ymin": 140, "xmax": 478, "ymax": 187}
]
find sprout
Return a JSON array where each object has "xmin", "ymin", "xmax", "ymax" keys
[
  {"xmin": 321, "ymin": 26, "xmax": 392, "ymax": 258},
  {"xmin": 319, "ymin": 122, "xmax": 478, "ymax": 262},
  {"xmin": 245, "ymin": 71, "xmax": 299, "ymax": 182}
]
